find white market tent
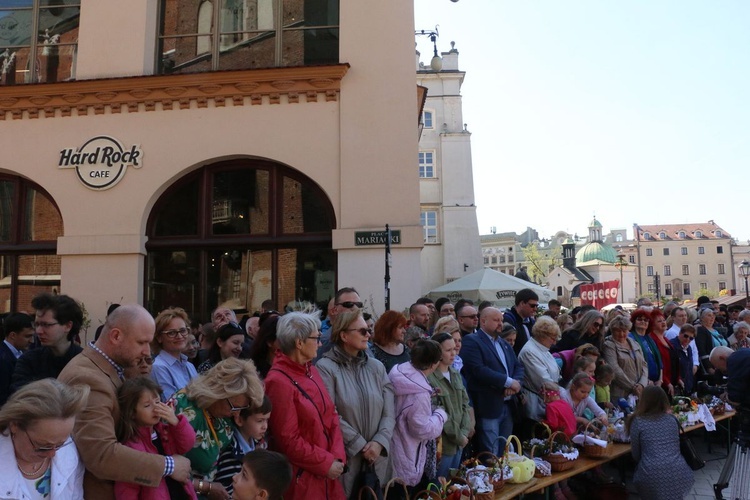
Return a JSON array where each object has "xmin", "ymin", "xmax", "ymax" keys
[{"xmin": 426, "ymin": 268, "xmax": 556, "ymax": 309}]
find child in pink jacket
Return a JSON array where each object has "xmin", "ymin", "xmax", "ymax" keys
[
  {"xmin": 115, "ymin": 377, "xmax": 197, "ymax": 500},
  {"xmin": 389, "ymin": 340, "xmax": 447, "ymax": 491}
]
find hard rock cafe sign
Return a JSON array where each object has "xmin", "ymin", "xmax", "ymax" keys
[{"xmin": 58, "ymin": 136, "xmax": 143, "ymax": 190}]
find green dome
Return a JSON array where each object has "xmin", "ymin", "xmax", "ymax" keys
[
  {"xmin": 575, "ymin": 241, "xmax": 617, "ymax": 264},
  {"xmin": 589, "ymin": 217, "xmax": 603, "ymax": 228}
]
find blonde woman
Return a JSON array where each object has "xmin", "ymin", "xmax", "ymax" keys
[
  {"xmin": 0, "ymin": 379, "xmax": 90, "ymax": 498},
  {"xmin": 173, "ymin": 358, "xmax": 264, "ymax": 498}
]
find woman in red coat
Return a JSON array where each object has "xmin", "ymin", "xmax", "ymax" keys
[{"xmin": 264, "ymin": 311, "xmax": 346, "ymax": 500}]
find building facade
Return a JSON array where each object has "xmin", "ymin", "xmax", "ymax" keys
[
  {"xmin": 632, "ymin": 222, "xmax": 734, "ymax": 300},
  {"xmin": 416, "ymin": 44, "xmax": 482, "ymax": 294},
  {"xmin": 0, "ymin": 0, "xmax": 424, "ymax": 328}
]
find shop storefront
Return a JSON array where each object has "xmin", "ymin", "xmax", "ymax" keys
[{"xmin": 0, "ymin": 0, "xmax": 423, "ymax": 330}]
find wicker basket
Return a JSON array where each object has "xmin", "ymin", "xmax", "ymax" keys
[
  {"xmin": 543, "ymin": 431, "xmax": 578, "ymax": 472},
  {"xmin": 528, "ymin": 444, "xmax": 552, "ymax": 478},
  {"xmin": 466, "ymin": 470, "xmax": 495, "ymax": 500},
  {"xmin": 473, "ymin": 451, "xmax": 504, "ymax": 491},
  {"xmin": 582, "ymin": 420, "xmax": 610, "ymax": 458}
]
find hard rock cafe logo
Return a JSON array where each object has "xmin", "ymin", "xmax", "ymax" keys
[{"xmin": 58, "ymin": 136, "xmax": 143, "ymax": 190}]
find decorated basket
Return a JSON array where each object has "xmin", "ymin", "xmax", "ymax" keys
[
  {"xmin": 543, "ymin": 431, "xmax": 579, "ymax": 472},
  {"xmin": 582, "ymin": 420, "xmax": 610, "ymax": 458}
]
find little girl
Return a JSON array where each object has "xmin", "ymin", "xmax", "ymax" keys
[
  {"xmin": 562, "ymin": 373, "xmax": 608, "ymax": 428},
  {"xmin": 594, "ymin": 364, "xmax": 615, "ymax": 410},
  {"xmin": 115, "ymin": 376, "xmax": 198, "ymax": 499},
  {"xmin": 542, "ymin": 382, "xmax": 576, "ymax": 437}
]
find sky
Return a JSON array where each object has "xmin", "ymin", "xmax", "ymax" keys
[{"xmin": 414, "ymin": 1, "xmax": 750, "ymax": 244}]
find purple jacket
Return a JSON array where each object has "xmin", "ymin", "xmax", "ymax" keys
[{"xmin": 389, "ymin": 362, "xmax": 447, "ymax": 486}]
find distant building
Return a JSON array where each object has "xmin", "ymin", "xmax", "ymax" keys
[
  {"xmin": 548, "ymin": 218, "xmax": 636, "ymax": 306},
  {"xmin": 632, "ymin": 221, "xmax": 734, "ymax": 299},
  {"xmin": 417, "ymin": 43, "xmax": 482, "ymax": 294}
]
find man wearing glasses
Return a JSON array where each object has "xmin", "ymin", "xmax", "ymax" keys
[
  {"xmin": 11, "ymin": 293, "xmax": 84, "ymax": 392},
  {"xmin": 503, "ymin": 289, "xmax": 539, "ymax": 355},
  {"xmin": 456, "ymin": 304, "xmax": 479, "ymax": 338},
  {"xmin": 59, "ymin": 304, "xmax": 192, "ymax": 498},
  {"xmin": 665, "ymin": 307, "xmax": 698, "ymax": 375},
  {"xmin": 316, "ymin": 287, "xmax": 362, "ymax": 362}
]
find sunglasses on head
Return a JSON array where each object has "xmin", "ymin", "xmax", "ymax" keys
[{"xmin": 337, "ymin": 301, "xmax": 363, "ymax": 309}]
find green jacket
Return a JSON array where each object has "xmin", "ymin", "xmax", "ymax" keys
[{"xmin": 428, "ymin": 367, "xmax": 471, "ymax": 456}]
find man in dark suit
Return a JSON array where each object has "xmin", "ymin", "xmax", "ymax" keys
[
  {"xmin": 460, "ymin": 307, "xmax": 525, "ymax": 455},
  {"xmin": 0, "ymin": 312, "xmax": 34, "ymax": 406},
  {"xmin": 503, "ymin": 288, "xmax": 539, "ymax": 355}
]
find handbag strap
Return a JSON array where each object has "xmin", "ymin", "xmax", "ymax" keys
[{"xmin": 270, "ymin": 368, "xmax": 331, "ymax": 444}]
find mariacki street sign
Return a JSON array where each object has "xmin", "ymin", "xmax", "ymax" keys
[
  {"xmin": 354, "ymin": 230, "xmax": 401, "ymax": 246},
  {"xmin": 58, "ymin": 135, "xmax": 143, "ymax": 190}
]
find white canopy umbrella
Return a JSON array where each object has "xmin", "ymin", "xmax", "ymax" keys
[{"xmin": 426, "ymin": 268, "xmax": 556, "ymax": 309}]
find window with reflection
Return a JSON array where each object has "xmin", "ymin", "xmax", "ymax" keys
[
  {"xmin": 157, "ymin": 0, "xmax": 339, "ymax": 74},
  {"xmin": 0, "ymin": 0, "xmax": 80, "ymax": 85},
  {"xmin": 146, "ymin": 160, "xmax": 335, "ymax": 321},
  {"xmin": 0, "ymin": 176, "xmax": 62, "ymax": 314}
]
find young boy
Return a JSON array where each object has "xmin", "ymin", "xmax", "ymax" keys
[
  {"xmin": 215, "ymin": 395, "xmax": 272, "ymax": 494},
  {"xmin": 232, "ymin": 450, "xmax": 292, "ymax": 500}
]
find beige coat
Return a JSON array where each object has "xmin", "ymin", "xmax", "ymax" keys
[
  {"xmin": 601, "ymin": 336, "xmax": 649, "ymax": 402},
  {"xmin": 58, "ymin": 347, "xmax": 166, "ymax": 499}
]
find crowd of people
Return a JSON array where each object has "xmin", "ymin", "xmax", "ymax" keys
[{"xmin": 0, "ymin": 288, "xmax": 748, "ymax": 500}]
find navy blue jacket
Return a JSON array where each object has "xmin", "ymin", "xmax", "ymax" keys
[
  {"xmin": 460, "ymin": 329, "xmax": 525, "ymax": 419},
  {"xmin": 0, "ymin": 342, "xmax": 18, "ymax": 406}
]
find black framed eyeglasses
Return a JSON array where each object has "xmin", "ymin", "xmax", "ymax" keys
[
  {"xmin": 162, "ymin": 327, "xmax": 189, "ymax": 338},
  {"xmin": 336, "ymin": 301, "xmax": 364, "ymax": 309},
  {"xmin": 33, "ymin": 321, "xmax": 59, "ymax": 329},
  {"xmin": 307, "ymin": 335, "xmax": 324, "ymax": 343},
  {"xmin": 346, "ymin": 328, "xmax": 372, "ymax": 336}
]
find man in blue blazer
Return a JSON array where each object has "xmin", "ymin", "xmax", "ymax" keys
[
  {"xmin": 0, "ymin": 312, "xmax": 34, "ymax": 406},
  {"xmin": 460, "ymin": 307, "xmax": 525, "ymax": 455}
]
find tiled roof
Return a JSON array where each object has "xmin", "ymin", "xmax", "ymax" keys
[{"xmin": 634, "ymin": 222, "xmax": 731, "ymax": 241}]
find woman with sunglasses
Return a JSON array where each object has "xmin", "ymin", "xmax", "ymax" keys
[
  {"xmin": 550, "ymin": 310, "xmax": 606, "ymax": 353},
  {"xmin": 151, "ymin": 307, "xmax": 199, "ymax": 401},
  {"xmin": 173, "ymin": 358, "xmax": 264, "ymax": 499},
  {"xmin": 0, "ymin": 378, "xmax": 90, "ymax": 499},
  {"xmin": 317, "ymin": 309, "xmax": 395, "ymax": 497},
  {"xmin": 648, "ymin": 309, "xmax": 679, "ymax": 397},
  {"xmin": 264, "ymin": 311, "xmax": 347, "ymax": 500},
  {"xmin": 629, "ymin": 309, "xmax": 663, "ymax": 388}
]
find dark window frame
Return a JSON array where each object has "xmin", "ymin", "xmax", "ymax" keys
[
  {"xmin": 145, "ymin": 159, "xmax": 336, "ymax": 319},
  {"xmin": 0, "ymin": 175, "xmax": 62, "ymax": 313}
]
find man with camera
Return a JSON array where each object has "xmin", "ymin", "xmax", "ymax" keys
[{"xmin": 709, "ymin": 346, "xmax": 750, "ymax": 408}]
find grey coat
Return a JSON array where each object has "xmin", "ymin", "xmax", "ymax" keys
[{"xmin": 317, "ymin": 345, "xmax": 396, "ymax": 496}]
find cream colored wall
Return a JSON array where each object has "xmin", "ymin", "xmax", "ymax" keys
[
  {"xmin": 77, "ymin": 0, "xmax": 158, "ymax": 78},
  {"xmin": 0, "ymin": 0, "xmax": 424, "ymax": 320},
  {"xmin": 0, "ymin": 101, "xmax": 341, "ymax": 322},
  {"xmin": 335, "ymin": 0, "xmax": 423, "ymax": 310}
]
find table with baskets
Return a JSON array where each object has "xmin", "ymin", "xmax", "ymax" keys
[{"xmin": 410, "ymin": 412, "xmax": 736, "ymax": 500}]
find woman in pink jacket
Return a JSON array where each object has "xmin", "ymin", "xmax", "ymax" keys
[
  {"xmin": 389, "ymin": 339, "xmax": 447, "ymax": 493},
  {"xmin": 265, "ymin": 312, "xmax": 347, "ymax": 500}
]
